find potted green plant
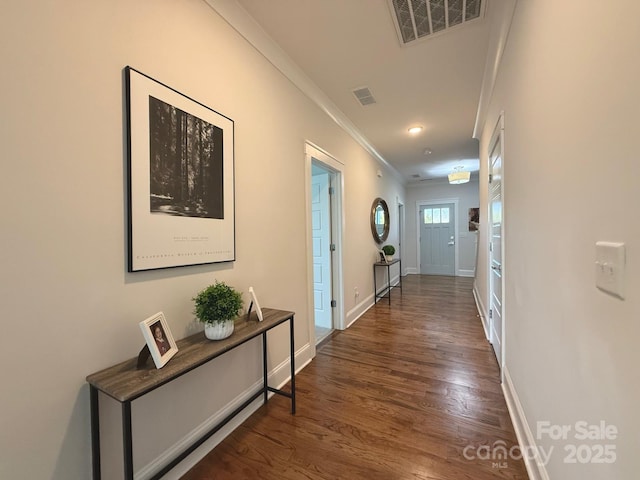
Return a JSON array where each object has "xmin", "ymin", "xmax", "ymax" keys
[
  {"xmin": 382, "ymin": 244, "xmax": 396, "ymax": 261},
  {"xmin": 193, "ymin": 281, "xmax": 244, "ymax": 340}
]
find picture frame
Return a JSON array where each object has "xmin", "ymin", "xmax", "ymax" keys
[
  {"xmin": 378, "ymin": 250, "xmax": 388, "ymax": 263},
  {"xmin": 139, "ymin": 312, "xmax": 178, "ymax": 369},
  {"xmin": 468, "ymin": 207, "xmax": 480, "ymax": 232},
  {"xmin": 248, "ymin": 286, "xmax": 264, "ymax": 321},
  {"xmin": 126, "ymin": 66, "xmax": 235, "ymax": 271}
]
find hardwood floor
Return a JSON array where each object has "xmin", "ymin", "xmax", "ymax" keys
[{"xmin": 182, "ymin": 275, "xmax": 529, "ymax": 479}]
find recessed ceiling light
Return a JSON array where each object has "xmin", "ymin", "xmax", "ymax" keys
[{"xmin": 408, "ymin": 126, "xmax": 423, "ymax": 134}]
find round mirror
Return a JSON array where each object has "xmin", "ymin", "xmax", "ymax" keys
[{"xmin": 370, "ymin": 198, "xmax": 390, "ymax": 244}]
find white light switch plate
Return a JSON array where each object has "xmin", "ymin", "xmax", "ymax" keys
[{"xmin": 595, "ymin": 241, "xmax": 625, "ymax": 299}]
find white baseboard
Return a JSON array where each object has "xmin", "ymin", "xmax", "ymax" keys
[
  {"xmin": 458, "ymin": 269, "xmax": 475, "ymax": 277},
  {"xmin": 139, "ymin": 341, "xmax": 314, "ymax": 480},
  {"xmin": 472, "ymin": 284, "xmax": 490, "ymax": 340},
  {"xmin": 345, "ymin": 273, "xmax": 403, "ymax": 328},
  {"xmin": 405, "ymin": 267, "xmax": 419, "ymax": 274},
  {"xmin": 345, "ymin": 294, "xmax": 374, "ymax": 328},
  {"xmin": 502, "ymin": 366, "xmax": 550, "ymax": 480}
]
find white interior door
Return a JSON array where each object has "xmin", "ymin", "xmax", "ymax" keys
[
  {"xmin": 311, "ymin": 168, "xmax": 332, "ymax": 331},
  {"xmin": 420, "ymin": 203, "xmax": 455, "ymax": 275},
  {"xmin": 489, "ymin": 125, "xmax": 504, "ymax": 369}
]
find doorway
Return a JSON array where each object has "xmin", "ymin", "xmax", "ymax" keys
[
  {"xmin": 305, "ymin": 143, "xmax": 344, "ymax": 348},
  {"xmin": 311, "ymin": 164, "xmax": 333, "ymax": 342},
  {"xmin": 398, "ymin": 201, "xmax": 404, "ymax": 271},
  {"xmin": 488, "ymin": 116, "xmax": 505, "ymax": 374},
  {"xmin": 417, "ymin": 200, "xmax": 458, "ymax": 276}
]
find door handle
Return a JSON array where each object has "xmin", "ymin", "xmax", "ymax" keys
[
  {"xmin": 491, "ymin": 265, "xmax": 502, "ymax": 272},
  {"xmin": 448, "ymin": 241, "xmax": 455, "ymax": 246}
]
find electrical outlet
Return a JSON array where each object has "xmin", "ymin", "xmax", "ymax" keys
[
  {"xmin": 354, "ymin": 287, "xmax": 359, "ymax": 298},
  {"xmin": 595, "ymin": 241, "xmax": 625, "ymax": 299}
]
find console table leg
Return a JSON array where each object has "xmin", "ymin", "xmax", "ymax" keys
[
  {"xmin": 262, "ymin": 332, "xmax": 268, "ymax": 405},
  {"xmin": 90, "ymin": 386, "xmax": 101, "ymax": 480},
  {"xmin": 373, "ymin": 264, "xmax": 377, "ymax": 303},
  {"xmin": 386, "ymin": 264, "xmax": 391, "ymax": 305},
  {"xmin": 290, "ymin": 316, "xmax": 296, "ymax": 414},
  {"xmin": 122, "ymin": 401, "xmax": 134, "ymax": 480}
]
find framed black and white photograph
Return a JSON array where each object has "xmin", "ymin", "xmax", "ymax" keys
[
  {"xmin": 126, "ymin": 66, "xmax": 235, "ymax": 271},
  {"xmin": 139, "ymin": 312, "xmax": 178, "ymax": 369},
  {"xmin": 248, "ymin": 286, "xmax": 263, "ymax": 322}
]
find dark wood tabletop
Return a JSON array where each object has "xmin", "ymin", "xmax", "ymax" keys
[
  {"xmin": 86, "ymin": 308, "xmax": 294, "ymax": 402},
  {"xmin": 374, "ymin": 258, "xmax": 400, "ymax": 266}
]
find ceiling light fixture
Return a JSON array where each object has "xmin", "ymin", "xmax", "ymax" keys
[
  {"xmin": 448, "ymin": 166, "xmax": 470, "ymax": 184},
  {"xmin": 423, "ymin": 148, "xmax": 432, "ymax": 155},
  {"xmin": 408, "ymin": 126, "xmax": 423, "ymax": 134}
]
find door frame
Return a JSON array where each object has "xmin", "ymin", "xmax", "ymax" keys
[
  {"xmin": 487, "ymin": 113, "xmax": 505, "ymax": 380},
  {"xmin": 397, "ymin": 198, "xmax": 404, "ymax": 275},
  {"xmin": 416, "ymin": 198, "xmax": 460, "ymax": 275},
  {"xmin": 305, "ymin": 142, "xmax": 345, "ymax": 352}
]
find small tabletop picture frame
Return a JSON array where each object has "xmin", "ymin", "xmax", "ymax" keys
[
  {"xmin": 378, "ymin": 250, "xmax": 388, "ymax": 263},
  {"xmin": 139, "ymin": 312, "xmax": 178, "ymax": 369},
  {"xmin": 248, "ymin": 286, "xmax": 264, "ymax": 321}
]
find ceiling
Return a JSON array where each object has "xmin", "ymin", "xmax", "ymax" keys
[{"xmin": 233, "ymin": 0, "xmax": 496, "ymax": 183}]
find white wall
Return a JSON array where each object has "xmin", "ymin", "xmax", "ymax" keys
[
  {"xmin": 344, "ymin": 164, "xmax": 405, "ymax": 321},
  {"xmin": 0, "ymin": 1, "xmax": 404, "ymax": 478},
  {"xmin": 476, "ymin": 0, "xmax": 640, "ymax": 478},
  {"xmin": 404, "ymin": 179, "xmax": 480, "ymax": 275}
]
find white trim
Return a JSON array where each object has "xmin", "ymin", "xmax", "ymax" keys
[
  {"xmin": 138, "ymin": 341, "xmax": 314, "ymax": 480},
  {"xmin": 204, "ymin": 0, "xmax": 405, "ymax": 185},
  {"xmin": 405, "ymin": 267, "xmax": 419, "ymax": 274},
  {"xmin": 458, "ymin": 269, "xmax": 475, "ymax": 277},
  {"xmin": 305, "ymin": 143, "xmax": 345, "ymax": 340},
  {"xmin": 487, "ymin": 113, "xmax": 505, "ymax": 380},
  {"xmin": 374, "ymin": 273, "xmax": 401, "ymax": 298},
  {"xmin": 397, "ymin": 199, "xmax": 405, "ymax": 269},
  {"xmin": 415, "ymin": 198, "xmax": 460, "ymax": 276},
  {"xmin": 345, "ymin": 294, "xmax": 375, "ymax": 329},
  {"xmin": 502, "ymin": 366, "xmax": 551, "ymax": 480},
  {"xmin": 472, "ymin": 284, "xmax": 490, "ymax": 340},
  {"xmin": 306, "ymin": 141, "xmax": 345, "ymax": 166},
  {"xmin": 472, "ymin": 0, "xmax": 517, "ymax": 139}
]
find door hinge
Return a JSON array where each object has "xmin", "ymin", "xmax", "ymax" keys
[
  {"xmin": 328, "ymin": 187, "xmax": 335, "ymax": 195},
  {"xmin": 489, "ymin": 173, "xmax": 493, "ymax": 183},
  {"xmin": 331, "ymin": 300, "xmax": 337, "ymax": 308},
  {"xmin": 330, "ymin": 244, "xmax": 336, "ymax": 252},
  {"xmin": 489, "ymin": 309, "xmax": 493, "ymax": 319},
  {"xmin": 489, "ymin": 242, "xmax": 493, "ymax": 252}
]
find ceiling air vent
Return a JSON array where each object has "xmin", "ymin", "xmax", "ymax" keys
[
  {"xmin": 352, "ymin": 86, "xmax": 377, "ymax": 106},
  {"xmin": 389, "ymin": 0, "xmax": 484, "ymax": 45}
]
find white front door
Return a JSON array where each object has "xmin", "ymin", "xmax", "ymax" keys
[
  {"xmin": 420, "ymin": 203, "xmax": 455, "ymax": 275},
  {"xmin": 489, "ymin": 123, "xmax": 504, "ymax": 370},
  {"xmin": 311, "ymin": 169, "xmax": 332, "ymax": 332}
]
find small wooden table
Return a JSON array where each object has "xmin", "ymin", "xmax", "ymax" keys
[
  {"xmin": 86, "ymin": 308, "xmax": 295, "ymax": 480},
  {"xmin": 374, "ymin": 258, "xmax": 402, "ymax": 305}
]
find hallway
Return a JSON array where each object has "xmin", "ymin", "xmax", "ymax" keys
[{"xmin": 183, "ymin": 275, "xmax": 528, "ymax": 479}]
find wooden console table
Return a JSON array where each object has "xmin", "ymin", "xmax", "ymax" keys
[
  {"xmin": 374, "ymin": 258, "xmax": 402, "ymax": 305},
  {"xmin": 86, "ymin": 308, "xmax": 295, "ymax": 480}
]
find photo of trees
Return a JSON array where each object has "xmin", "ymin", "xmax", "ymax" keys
[{"xmin": 149, "ymin": 95, "xmax": 224, "ymax": 219}]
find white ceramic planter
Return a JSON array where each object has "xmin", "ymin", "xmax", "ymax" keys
[{"xmin": 204, "ymin": 320, "xmax": 234, "ymax": 340}]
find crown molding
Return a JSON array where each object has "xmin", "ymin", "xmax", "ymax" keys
[{"xmin": 203, "ymin": 0, "xmax": 406, "ymax": 185}]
